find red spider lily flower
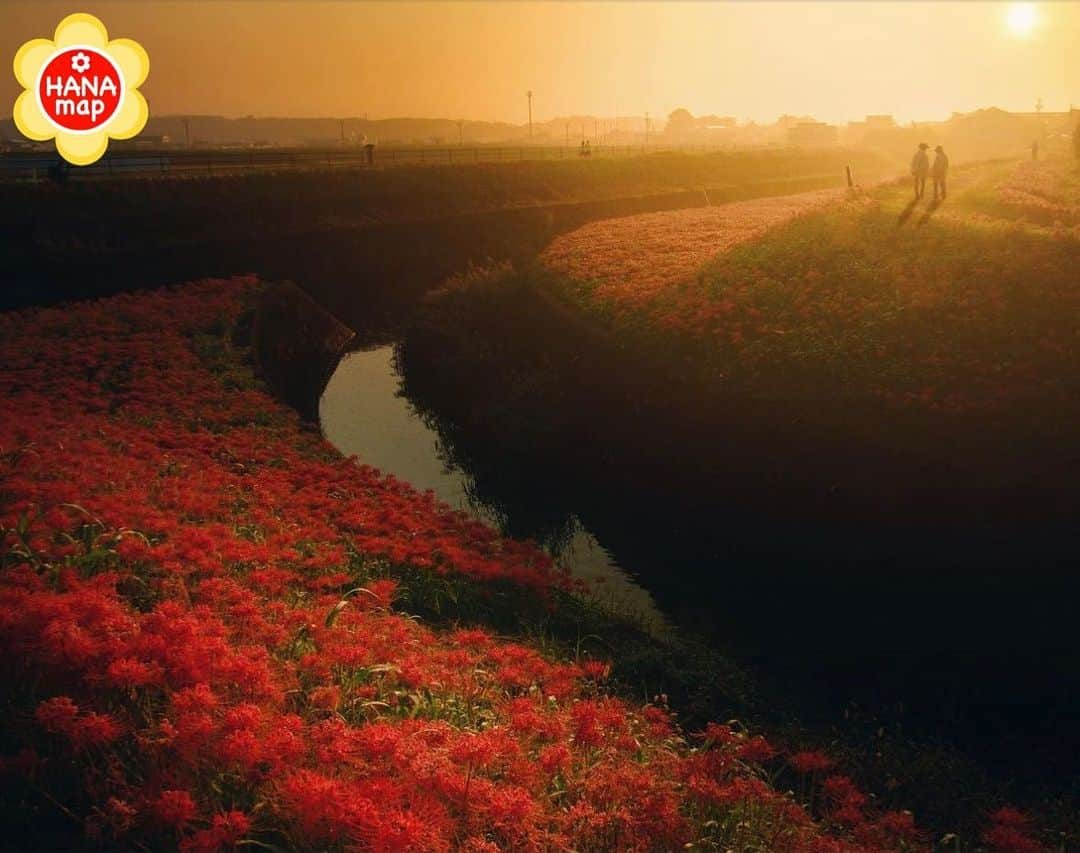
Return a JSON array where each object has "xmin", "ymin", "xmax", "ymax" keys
[
  {"xmin": 789, "ymin": 749, "xmax": 834, "ymax": 774},
  {"xmin": 987, "ymin": 806, "xmax": 1033, "ymax": 829},
  {"xmin": 982, "ymin": 806, "xmax": 1041, "ymax": 853},
  {"xmin": 309, "ymin": 685, "xmax": 341, "ymax": 712},
  {"xmin": 34, "ymin": 696, "xmax": 80, "ymax": 735},
  {"xmin": 105, "ymin": 656, "xmax": 163, "ymax": 689},
  {"xmin": 580, "ymin": 659, "xmax": 611, "ymax": 681},
  {"xmin": 737, "ymin": 735, "xmax": 777, "ymax": 763},
  {"xmin": 67, "ymin": 712, "xmax": 125, "ymax": 749},
  {"xmin": 538, "ymin": 743, "xmax": 572, "ymax": 776},
  {"xmin": 180, "ymin": 810, "xmax": 251, "ymax": 852},
  {"xmin": 155, "ymin": 789, "xmax": 198, "ymax": 827},
  {"xmin": 875, "ymin": 810, "xmax": 924, "ymax": 845}
]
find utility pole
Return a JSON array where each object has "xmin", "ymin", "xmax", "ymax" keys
[
  {"xmin": 526, "ymin": 90, "xmax": 533, "ymax": 139},
  {"xmin": 1036, "ymin": 96, "xmax": 1044, "ymax": 113},
  {"xmin": 645, "ymin": 111, "xmax": 650, "ymax": 147},
  {"xmin": 457, "ymin": 119, "xmax": 464, "ymax": 145},
  {"xmin": 339, "ymin": 119, "xmax": 345, "ymax": 145}
]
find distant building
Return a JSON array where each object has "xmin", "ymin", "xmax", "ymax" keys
[
  {"xmin": 788, "ymin": 121, "xmax": 838, "ymax": 147},
  {"xmin": 845, "ymin": 114, "xmax": 897, "ymax": 144}
]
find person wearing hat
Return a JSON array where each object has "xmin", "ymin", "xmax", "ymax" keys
[
  {"xmin": 932, "ymin": 145, "xmax": 949, "ymax": 201},
  {"xmin": 910, "ymin": 143, "xmax": 930, "ymax": 200}
]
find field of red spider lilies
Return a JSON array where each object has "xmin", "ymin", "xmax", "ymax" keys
[
  {"xmin": 966, "ymin": 158, "xmax": 1080, "ymax": 233},
  {"xmin": 0, "ymin": 277, "xmax": 1047, "ymax": 852},
  {"xmin": 541, "ymin": 188, "xmax": 846, "ymax": 313},
  {"xmin": 541, "ymin": 160, "xmax": 1079, "ymax": 415}
]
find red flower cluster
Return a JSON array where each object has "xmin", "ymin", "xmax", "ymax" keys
[
  {"xmin": 981, "ymin": 806, "xmax": 1043, "ymax": 853},
  {"xmin": 1, "ymin": 277, "xmax": 935, "ymax": 850},
  {"xmin": 984, "ymin": 159, "xmax": 1080, "ymax": 232},
  {"xmin": 540, "ymin": 163, "xmax": 1078, "ymax": 414},
  {"xmin": 542, "ymin": 189, "xmax": 844, "ymax": 316}
]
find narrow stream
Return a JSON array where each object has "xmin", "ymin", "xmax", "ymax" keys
[
  {"xmin": 320, "ymin": 345, "xmax": 669, "ymax": 628},
  {"xmin": 319, "ymin": 341, "xmax": 1080, "ymax": 801}
]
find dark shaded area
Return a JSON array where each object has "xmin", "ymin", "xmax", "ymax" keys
[
  {"xmin": 917, "ymin": 197, "xmax": 944, "ymax": 226},
  {"xmin": 253, "ymin": 281, "xmax": 357, "ymax": 418},
  {"xmin": 896, "ymin": 198, "xmax": 919, "ymax": 226},
  {"xmin": 396, "ymin": 266, "xmax": 1080, "ymax": 826},
  {"xmin": 0, "ymin": 149, "xmax": 883, "ymax": 322}
]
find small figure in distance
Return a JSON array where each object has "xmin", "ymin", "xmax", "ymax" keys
[
  {"xmin": 932, "ymin": 145, "xmax": 949, "ymax": 202},
  {"xmin": 1032, "ymin": 139, "xmax": 1039, "ymax": 161},
  {"xmin": 911, "ymin": 142, "xmax": 930, "ymax": 200}
]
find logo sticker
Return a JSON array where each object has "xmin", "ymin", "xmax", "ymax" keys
[{"xmin": 13, "ymin": 13, "xmax": 149, "ymax": 165}]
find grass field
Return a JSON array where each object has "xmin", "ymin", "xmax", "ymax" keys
[
  {"xmin": 393, "ymin": 157, "xmax": 1080, "ymax": 845},
  {"xmin": 541, "ymin": 158, "xmax": 1079, "ymax": 415},
  {"xmin": 3, "ymin": 156, "xmax": 1074, "ymax": 852},
  {"xmin": 0, "ymin": 146, "xmax": 890, "ymax": 317}
]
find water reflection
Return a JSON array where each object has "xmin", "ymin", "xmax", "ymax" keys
[{"xmin": 319, "ymin": 346, "xmax": 668, "ymax": 628}]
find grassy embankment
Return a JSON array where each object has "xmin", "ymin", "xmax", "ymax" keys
[
  {"xmin": 0, "ymin": 147, "xmax": 889, "ymax": 323},
  {"xmin": 544, "ymin": 158, "xmax": 1078, "ymax": 412},
  {"xmin": 399, "ymin": 158, "xmax": 1080, "ymax": 841},
  {"xmin": 409, "ymin": 158, "xmax": 1080, "ymax": 527},
  {"xmin": 0, "ymin": 277, "xmax": 974, "ymax": 852}
]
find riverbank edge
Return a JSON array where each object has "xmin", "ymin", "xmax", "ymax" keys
[
  {"xmin": 1, "ymin": 165, "xmax": 867, "ymax": 325},
  {"xmin": 392, "ymin": 204, "xmax": 1080, "ymax": 837},
  {"xmin": 249, "ymin": 276, "xmax": 760, "ymax": 722}
]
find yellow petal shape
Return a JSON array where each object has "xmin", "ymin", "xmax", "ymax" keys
[
  {"xmin": 56, "ymin": 131, "xmax": 109, "ymax": 166},
  {"xmin": 13, "ymin": 38, "xmax": 55, "ymax": 89},
  {"xmin": 108, "ymin": 90, "xmax": 148, "ymax": 140},
  {"xmin": 54, "ymin": 13, "xmax": 108, "ymax": 49},
  {"xmin": 13, "ymin": 91, "xmax": 54, "ymax": 141},
  {"xmin": 108, "ymin": 39, "xmax": 149, "ymax": 89}
]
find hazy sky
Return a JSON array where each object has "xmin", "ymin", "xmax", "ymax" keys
[{"xmin": 2, "ymin": 1, "xmax": 1077, "ymax": 125}]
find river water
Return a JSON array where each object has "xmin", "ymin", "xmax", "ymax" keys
[{"xmin": 320, "ymin": 345, "xmax": 668, "ymax": 627}]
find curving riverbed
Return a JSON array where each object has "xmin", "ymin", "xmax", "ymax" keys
[
  {"xmin": 320, "ymin": 345, "xmax": 669, "ymax": 628},
  {"xmin": 319, "ymin": 333, "xmax": 1080, "ymax": 818}
]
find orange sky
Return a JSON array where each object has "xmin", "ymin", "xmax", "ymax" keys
[{"xmin": 3, "ymin": 2, "xmax": 1077, "ymax": 125}]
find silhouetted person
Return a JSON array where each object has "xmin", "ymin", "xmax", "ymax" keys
[
  {"xmin": 911, "ymin": 143, "xmax": 930, "ymax": 200},
  {"xmin": 1031, "ymin": 140, "xmax": 1039, "ymax": 161},
  {"xmin": 932, "ymin": 145, "xmax": 949, "ymax": 201},
  {"xmin": 364, "ymin": 143, "xmax": 375, "ymax": 167}
]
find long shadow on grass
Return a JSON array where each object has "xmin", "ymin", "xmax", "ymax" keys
[
  {"xmin": 917, "ymin": 197, "xmax": 943, "ymax": 225},
  {"xmin": 896, "ymin": 197, "xmax": 920, "ymax": 226}
]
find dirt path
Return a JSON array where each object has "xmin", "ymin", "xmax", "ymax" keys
[
  {"xmin": 539, "ymin": 188, "xmax": 846, "ymax": 305},
  {"xmin": 887, "ymin": 161, "xmax": 1010, "ymax": 228}
]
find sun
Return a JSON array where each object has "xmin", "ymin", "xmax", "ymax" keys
[{"xmin": 1007, "ymin": 3, "xmax": 1038, "ymax": 38}]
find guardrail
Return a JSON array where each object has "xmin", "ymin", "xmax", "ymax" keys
[{"xmin": 0, "ymin": 142, "xmax": 780, "ymax": 182}]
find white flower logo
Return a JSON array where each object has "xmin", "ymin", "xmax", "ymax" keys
[{"xmin": 70, "ymin": 51, "xmax": 91, "ymax": 73}]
